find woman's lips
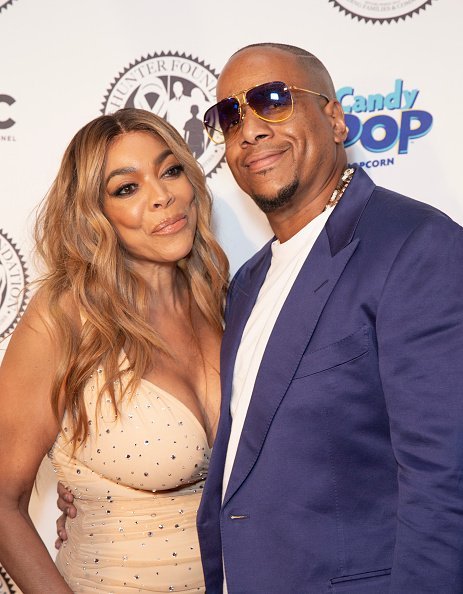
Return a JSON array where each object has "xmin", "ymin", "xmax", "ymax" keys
[{"xmin": 151, "ymin": 214, "xmax": 187, "ymax": 235}]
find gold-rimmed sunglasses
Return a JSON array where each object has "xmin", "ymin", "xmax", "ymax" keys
[{"xmin": 203, "ymin": 80, "xmax": 330, "ymax": 145}]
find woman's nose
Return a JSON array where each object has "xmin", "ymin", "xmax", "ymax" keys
[{"xmin": 149, "ymin": 186, "xmax": 174, "ymax": 209}]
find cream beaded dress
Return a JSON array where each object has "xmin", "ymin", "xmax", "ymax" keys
[{"xmin": 50, "ymin": 354, "xmax": 210, "ymax": 594}]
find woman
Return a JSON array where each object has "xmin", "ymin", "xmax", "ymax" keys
[{"xmin": 0, "ymin": 108, "xmax": 228, "ymax": 593}]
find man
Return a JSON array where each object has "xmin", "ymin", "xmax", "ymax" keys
[
  {"xmin": 58, "ymin": 43, "xmax": 463, "ymax": 593},
  {"xmin": 197, "ymin": 43, "xmax": 463, "ymax": 593}
]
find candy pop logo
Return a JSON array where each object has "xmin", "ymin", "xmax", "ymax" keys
[
  {"xmin": 102, "ymin": 52, "xmax": 225, "ymax": 177},
  {"xmin": 339, "ymin": 79, "xmax": 433, "ymax": 169},
  {"xmin": 329, "ymin": 0, "xmax": 434, "ymax": 24}
]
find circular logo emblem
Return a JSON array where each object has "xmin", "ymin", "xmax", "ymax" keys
[
  {"xmin": 0, "ymin": 0, "xmax": 16, "ymax": 14},
  {"xmin": 0, "ymin": 565, "xmax": 16, "ymax": 594},
  {"xmin": 329, "ymin": 0, "xmax": 433, "ymax": 23},
  {"xmin": 0, "ymin": 229, "xmax": 28, "ymax": 340},
  {"xmin": 102, "ymin": 52, "xmax": 225, "ymax": 177}
]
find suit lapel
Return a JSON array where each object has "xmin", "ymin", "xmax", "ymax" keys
[
  {"xmin": 221, "ymin": 246, "xmax": 273, "ymax": 416},
  {"xmin": 222, "ymin": 167, "xmax": 376, "ymax": 505},
  {"xmin": 205, "ymin": 245, "xmax": 273, "ymax": 495},
  {"xmin": 223, "ymin": 232, "xmax": 360, "ymax": 503}
]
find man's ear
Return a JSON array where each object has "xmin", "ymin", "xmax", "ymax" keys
[{"xmin": 324, "ymin": 100, "xmax": 349, "ymax": 144}]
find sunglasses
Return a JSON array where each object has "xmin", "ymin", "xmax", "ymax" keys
[{"xmin": 203, "ymin": 80, "xmax": 330, "ymax": 145}]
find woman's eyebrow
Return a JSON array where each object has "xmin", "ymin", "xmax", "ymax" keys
[
  {"xmin": 105, "ymin": 150, "xmax": 174, "ymax": 186},
  {"xmin": 105, "ymin": 166, "xmax": 136, "ymax": 186}
]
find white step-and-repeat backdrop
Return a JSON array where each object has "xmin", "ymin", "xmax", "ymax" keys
[{"xmin": 1, "ymin": 0, "xmax": 461, "ymax": 591}]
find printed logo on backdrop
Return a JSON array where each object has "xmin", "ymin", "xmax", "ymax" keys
[
  {"xmin": 0, "ymin": 229, "xmax": 28, "ymax": 340},
  {"xmin": 329, "ymin": 0, "xmax": 434, "ymax": 23},
  {"xmin": 339, "ymin": 79, "xmax": 433, "ymax": 170},
  {"xmin": 0, "ymin": 565, "xmax": 16, "ymax": 594},
  {"xmin": 0, "ymin": 94, "xmax": 16, "ymax": 142},
  {"xmin": 102, "ymin": 52, "xmax": 224, "ymax": 177},
  {"xmin": 0, "ymin": 0, "xmax": 16, "ymax": 13}
]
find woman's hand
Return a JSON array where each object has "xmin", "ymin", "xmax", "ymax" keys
[{"xmin": 54, "ymin": 482, "xmax": 76, "ymax": 549}]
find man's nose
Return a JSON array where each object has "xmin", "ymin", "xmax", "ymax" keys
[{"xmin": 238, "ymin": 104, "xmax": 273, "ymax": 145}]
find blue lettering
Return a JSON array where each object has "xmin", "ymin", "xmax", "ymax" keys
[
  {"xmin": 338, "ymin": 80, "xmax": 419, "ymax": 114},
  {"xmin": 403, "ymin": 89, "xmax": 419, "ymax": 109},
  {"xmin": 353, "ymin": 95, "xmax": 367, "ymax": 113},
  {"xmin": 344, "ymin": 114, "xmax": 362, "ymax": 147},
  {"xmin": 398, "ymin": 110, "xmax": 433, "ymax": 153},
  {"xmin": 348, "ymin": 158, "xmax": 395, "ymax": 169},
  {"xmin": 384, "ymin": 79, "xmax": 403, "ymax": 110},
  {"xmin": 337, "ymin": 86, "xmax": 354, "ymax": 114},
  {"xmin": 366, "ymin": 94, "xmax": 384, "ymax": 113},
  {"xmin": 362, "ymin": 116, "xmax": 399, "ymax": 152},
  {"xmin": 344, "ymin": 111, "xmax": 432, "ymax": 154}
]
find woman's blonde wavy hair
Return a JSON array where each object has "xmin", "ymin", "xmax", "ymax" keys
[{"xmin": 34, "ymin": 108, "xmax": 229, "ymax": 445}]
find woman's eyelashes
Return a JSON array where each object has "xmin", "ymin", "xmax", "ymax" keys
[
  {"xmin": 112, "ymin": 182, "xmax": 138, "ymax": 197},
  {"xmin": 109, "ymin": 164, "xmax": 184, "ymax": 197},
  {"xmin": 162, "ymin": 163, "xmax": 184, "ymax": 179}
]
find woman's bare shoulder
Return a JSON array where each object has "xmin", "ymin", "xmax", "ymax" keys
[{"xmin": 24, "ymin": 285, "xmax": 81, "ymax": 333}]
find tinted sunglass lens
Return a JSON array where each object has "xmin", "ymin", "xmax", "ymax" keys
[
  {"xmin": 203, "ymin": 105, "xmax": 222, "ymax": 143},
  {"xmin": 248, "ymin": 82, "xmax": 292, "ymax": 121},
  {"xmin": 203, "ymin": 82, "xmax": 293, "ymax": 144},
  {"xmin": 204, "ymin": 98, "xmax": 240, "ymax": 143},
  {"xmin": 218, "ymin": 98, "xmax": 240, "ymax": 137}
]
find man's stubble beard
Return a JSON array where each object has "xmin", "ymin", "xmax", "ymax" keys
[{"xmin": 251, "ymin": 177, "xmax": 299, "ymax": 214}]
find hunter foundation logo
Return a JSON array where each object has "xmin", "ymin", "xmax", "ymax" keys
[
  {"xmin": 102, "ymin": 52, "xmax": 225, "ymax": 177},
  {"xmin": 0, "ymin": 229, "xmax": 28, "ymax": 340},
  {"xmin": 0, "ymin": 565, "xmax": 16, "ymax": 594},
  {"xmin": 329, "ymin": 0, "xmax": 434, "ymax": 23},
  {"xmin": 0, "ymin": 0, "xmax": 16, "ymax": 14}
]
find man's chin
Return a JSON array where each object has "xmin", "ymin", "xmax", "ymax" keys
[{"xmin": 251, "ymin": 179, "xmax": 299, "ymax": 214}]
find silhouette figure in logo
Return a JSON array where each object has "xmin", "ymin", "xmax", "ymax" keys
[
  {"xmin": 166, "ymin": 81, "xmax": 192, "ymax": 137},
  {"xmin": 184, "ymin": 105, "xmax": 205, "ymax": 158}
]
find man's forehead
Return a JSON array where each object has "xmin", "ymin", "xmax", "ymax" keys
[{"xmin": 217, "ymin": 47, "xmax": 306, "ymax": 98}]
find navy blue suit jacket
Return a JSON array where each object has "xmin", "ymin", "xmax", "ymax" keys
[{"xmin": 197, "ymin": 168, "xmax": 463, "ymax": 593}]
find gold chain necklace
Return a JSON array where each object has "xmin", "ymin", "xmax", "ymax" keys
[{"xmin": 325, "ymin": 167, "xmax": 355, "ymax": 210}]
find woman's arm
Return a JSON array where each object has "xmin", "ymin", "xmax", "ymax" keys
[{"xmin": 0, "ymin": 292, "xmax": 73, "ymax": 593}]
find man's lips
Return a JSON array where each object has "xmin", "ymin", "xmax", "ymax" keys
[
  {"xmin": 151, "ymin": 214, "xmax": 187, "ymax": 235},
  {"xmin": 243, "ymin": 148, "xmax": 288, "ymax": 173}
]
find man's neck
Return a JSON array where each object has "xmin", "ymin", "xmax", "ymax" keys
[{"xmin": 268, "ymin": 163, "xmax": 348, "ymax": 243}]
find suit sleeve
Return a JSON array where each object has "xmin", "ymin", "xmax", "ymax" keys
[{"xmin": 376, "ymin": 213, "xmax": 463, "ymax": 593}]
